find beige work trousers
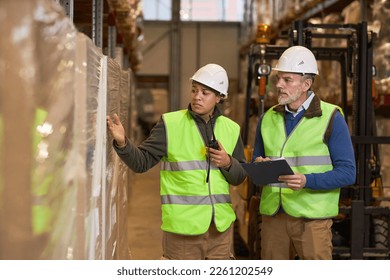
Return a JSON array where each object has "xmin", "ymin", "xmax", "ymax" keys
[
  {"xmin": 161, "ymin": 222, "xmax": 234, "ymax": 260},
  {"xmin": 261, "ymin": 212, "xmax": 333, "ymax": 260}
]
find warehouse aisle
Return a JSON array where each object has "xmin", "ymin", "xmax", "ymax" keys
[{"xmin": 127, "ymin": 164, "xmax": 163, "ymax": 260}]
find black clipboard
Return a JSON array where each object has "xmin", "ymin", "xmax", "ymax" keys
[{"xmin": 242, "ymin": 158, "xmax": 294, "ymax": 185}]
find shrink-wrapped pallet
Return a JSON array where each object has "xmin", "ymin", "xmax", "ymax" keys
[
  {"xmin": 105, "ymin": 58, "xmax": 121, "ymax": 259},
  {"xmin": 0, "ymin": 0, "xmax": 80, "ymax": 259},
  {"xmin": 0, "ymin": 0, "xmax": 134, "ymax": 260},
  {"xmin": 77, "ymin": 33, "xmax": 105, "ymax": 260},
  {"xmin": 117, "ymin": 69, "xmax": 132, "ymax": 259}
]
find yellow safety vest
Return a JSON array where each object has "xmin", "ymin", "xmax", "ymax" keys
[
  {"xmin": 260, "ymin": 101, "xmax": 341, "ymax": 218},
  {"xmin": 160, "ymin": 109, "xmax": 240, "ymax": 234}
]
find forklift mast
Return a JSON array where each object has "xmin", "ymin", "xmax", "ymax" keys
[{"xmin": 243, "ymin": 20, "xmax": 390, "ymax": 259}]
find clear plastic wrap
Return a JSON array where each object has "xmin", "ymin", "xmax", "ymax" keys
[
  {"xmin": 105, "ymin": 58, "xmax": 121, "ymax": 259},
  {"xmin": 0, "ymin": 0, "xmax": 79, "ymax": 259},
  {"xmin": 0, "ymin": 0, "xmax": 133, "ymax": 259},
  {"xmin": 84, "ymin": 36, "xmax": 105, "ymax": 260},
  {"xmin": 117, "ymin": 70, "xmax": 132, "ymax": 260}
]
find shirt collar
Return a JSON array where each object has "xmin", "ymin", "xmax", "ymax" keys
[{"xmin": 187, "ymin": 104, "xmax": 221, "ymax": 123}]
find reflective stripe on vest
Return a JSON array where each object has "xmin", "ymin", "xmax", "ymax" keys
[
  {"xmin": 161, "ymin": 110, "xmax": 239, "ymax": 234},
  {"xmin": 161, "ymin": 194, "xmax": 231, "ymax": 205},
  {"xmin": 260, "ymin": 101, "xmax": 341, "ymax": 218},
  {"xmin": 268, "ymin": 155, "xmax": 332, "ymax": 167},
  {"xmin": 161, "ymin": 160, "xmax": 217, "ymax": 171}
]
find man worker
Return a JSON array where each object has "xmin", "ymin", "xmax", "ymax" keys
[{"xmin": 252, "ymin": 46, "xmax": 356, "ymax": 260}]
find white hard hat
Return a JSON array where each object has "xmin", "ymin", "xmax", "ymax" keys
[
  {"xmin": 273, "ymin": 46, "xmax": 319, "ymax": 75},
  {"xmin": 190, "ymin": 63, "xmax": 229, "ymax": 98}
]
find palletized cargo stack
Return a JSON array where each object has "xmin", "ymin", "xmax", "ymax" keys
[{"xmin": 0, "ymin": 0, "xmax": 141, "ymax": 260}]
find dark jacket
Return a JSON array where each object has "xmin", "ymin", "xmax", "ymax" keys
[{"xmin": 114, "ymin": 105, "xmax": 247, "ymax": 186}]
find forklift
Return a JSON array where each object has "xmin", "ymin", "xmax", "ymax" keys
[{"xmin": 231, "ymin": 20, "xmax": 390, "ymax": 259}]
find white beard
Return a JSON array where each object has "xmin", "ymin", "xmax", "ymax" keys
[{"xmin": 278, "ymin": 90, "xmax": 302, "ymax": 105}]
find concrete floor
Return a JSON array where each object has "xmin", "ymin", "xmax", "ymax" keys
[{"xmin": 127, "ymin": 164, "xmax": 163, "ymax": 260}]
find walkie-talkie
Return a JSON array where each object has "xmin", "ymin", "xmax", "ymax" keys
[
  {"xmin": 208, "ymin": 115, "xmax": 220, "ymax": 150},
  {"xmin": 206, "ymin": 115, "xmax": 220, "ymax": 183}
]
